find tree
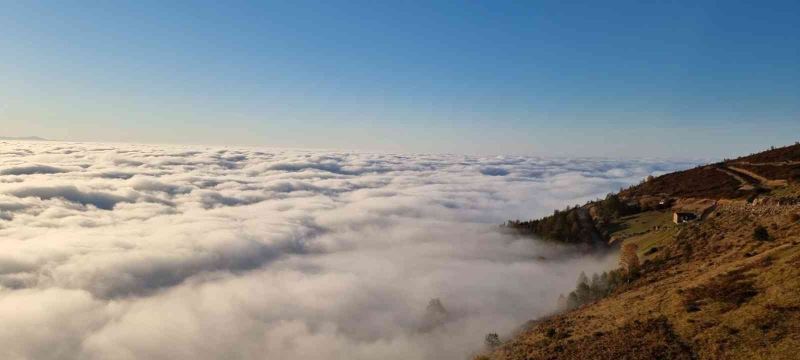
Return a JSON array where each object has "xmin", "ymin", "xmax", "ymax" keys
[
  {"xmin": 577, "ymin": 271, "xmax": 588, "ymax": 286},
  {"xmin": 566, "ymin": 292, "xmax": 579, "ymax": 310},
  {"xmin": 557, "ymin": 293, "xmax": 567, "ymax": 309},
  {"xmin": 602, "ymin": 194, "xmax": 624, "ymax": 219},
  {"xmin": 608, "ymin": 269, "xmax": 623, "ymax": 288},
  {"xmin": 620, "ymin": 243, "xmax": 640, "ymax": 276},
  {"xmin": 598, "ymin": 271, "xmax": 610, "ymax": 295},
  {"xmin": 575, "ymin": 281, "xmax": 592, "ymax": 303},
  {"xmin": 485, "ymin": 333, "xmax": 501, "ymax": 350},
  {"xmin": 420, "ymin": 298, "xmax": 449, "ymax": 332},
  {"xmin": 589, "ymin": 272, "xmax": 608, "ymax": 298}
]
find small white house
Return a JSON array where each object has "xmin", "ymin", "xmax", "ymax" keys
[{"xmin": 673, "ymin": 211, "xmax": 698, "ymax": 224}]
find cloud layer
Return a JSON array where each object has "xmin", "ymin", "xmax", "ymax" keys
[{"xmin": 0, "ymin": 141, "xmax": 697, "ymax": 359}]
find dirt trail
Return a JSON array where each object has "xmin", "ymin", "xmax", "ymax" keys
[
  {"xmin": 727, "ymin": 165, "xmax": 788, "ymax": 188},
  {"xmin": 715, "ymin": 167, "xmax": 759, "ymax": 191}
]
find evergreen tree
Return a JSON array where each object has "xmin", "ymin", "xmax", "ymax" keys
[
  {"xmin": 577, "ymin": 271, "xmax": 588, "ymax": 286},
  {"xmin": 557, "ymin": 293, "xmax": 567, "ymax": 309},
  {"xmin": 598, "ymin": 271, "xmax": 610, "ymax": 295},
  {"xmin": 485, "ymin": 333, "xmax": 501, "ymax": 350},
  {"xmin": 575, "ymin": 281, "xmax": 591, "ymax": 303},
  {"xmin": 566, "ymin": 292, "xmax": 579, "ymax": 310}
]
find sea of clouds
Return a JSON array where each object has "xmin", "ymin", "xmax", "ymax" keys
[{"xmin": 0, "ymin": 141, "xmax": 698, "ymax": 360}]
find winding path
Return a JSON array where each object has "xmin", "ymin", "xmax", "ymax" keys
[
  {"xmin": 715, "ymin": 166, "xmax": 761, "ymax": 191},
  {"xmin": 726, "ymin": 165, "xmax": 788, "ymax": 188}
]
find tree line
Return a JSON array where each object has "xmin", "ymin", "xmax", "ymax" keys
[
  {"xmin": 504, "ymin": 194, "xmax": 638, "ymax": 244},
  {"xmin": 560, "ymin": 243, "xmax": 641, "ymax": 310}
]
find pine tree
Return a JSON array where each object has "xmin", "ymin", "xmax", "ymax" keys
[
  {"xmin": 485, "ymin": 333, "xmax": 501, "ymax": 350},
  {"xmin": 575, "ymin": 281, "xmax": 591, "ymax": 303},
  {"xmin": 577, "ymin": 271, "xmax": 588, "ymax": 286},
  {"xmin": 598, "ymin": 271, "xmax": 610, "ymax": 295},
  {"xmin": 566, "ymin": 292, "xmax": 579, "ymax": 310}
]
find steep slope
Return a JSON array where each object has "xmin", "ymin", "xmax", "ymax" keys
[
  {"xmin": 621, "ymin": 164, "xmax": 753, "ymax": 200},
  {"xmin": 730, "ymin": 143, "xmax": 800, "ymax": 164},
  {"xmin": 485, "ymin": 201, "xmax": 800, "ymax": 359},
  {"xmin": 483, "ymin": 143, "xmax": 800, "ymax": 360}
]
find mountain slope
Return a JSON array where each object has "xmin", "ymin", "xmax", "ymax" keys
[{"xmin": 482, "ymin": 143, "xmax": 800, "ymax": 360}]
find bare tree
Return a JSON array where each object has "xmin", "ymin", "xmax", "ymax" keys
[{"xmin": 620, "ymin": 243, "xmax": 640, "ymax": 276}]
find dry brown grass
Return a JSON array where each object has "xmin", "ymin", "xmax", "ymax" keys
[
  {"xmin": 682, "ymin": 268, "xmax": 758, "ymax": 312},
  {"xmin": 734, "ymin": 164, "xmax": 800, "ymax": 182},
  {"xmin": 498, "ymin": 317, "xmax": 692, "ymax": 360},
  {"xmin": 731, "ymin": 143, "xmax": 800, "ymax": 164},
  {"xmin": 482, "ymin": 199, "xmax": 800, "ymax": 360},
  {"xmin": 622, "ymin": 165, "xmax": 747, "ymax": 199}
]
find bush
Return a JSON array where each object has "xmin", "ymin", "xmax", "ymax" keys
[
  {"xmin": 753, "ymin": 225, "xmax": 770, "ymax": 241},
  {"xmin": 485, "ymin": 333, "xmax": 501, "ymax": 350}
]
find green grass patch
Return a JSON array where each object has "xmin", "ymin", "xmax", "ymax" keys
[
  {"xmin": 629, "ymin": 229, "xmax": 679, "ymax": 258},
  {"xmin": 609, "ymin": 210, "xmax": 677, "ymax": 258},
  {"xmin": 612, "ymin": 211, "xmax": 673, "ymax": 237}
]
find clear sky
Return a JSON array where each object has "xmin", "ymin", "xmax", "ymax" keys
[{"xmin": 1, "ymin": 1, "xmax": 798, "ymax": 157}]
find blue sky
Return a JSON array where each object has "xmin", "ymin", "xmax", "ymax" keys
[{"xmin": 1, "ymin": 1, "xmax": 798, "ymax": 157}]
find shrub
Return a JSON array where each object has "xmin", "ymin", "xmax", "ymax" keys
[
  {"xmin": 485, "ymin": 333, "xmax": 501, "ymax": 350},
  {"xmin": 753, "ymin": 225, "xmax": 770, "ymax": 241}
]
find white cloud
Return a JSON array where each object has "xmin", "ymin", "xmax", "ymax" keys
[{"xmin": 0, "ymin": 141, "xmax": 698, "ymax": 359}]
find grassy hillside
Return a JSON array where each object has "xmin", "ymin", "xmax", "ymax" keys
[
  {"xmin": 621, "ymin": 165, "xmax": 750, "ymax": 199},
  {"xmin": 482, "ymin": 143, "xmax": 800, "ymax": 359},
  {"xmin": 507, "ymin": 144, "xmax": 800, "ymax": 247},
  {"xmin": 482, "ymin": 198, "xmax": 800, "ymax": 359}
]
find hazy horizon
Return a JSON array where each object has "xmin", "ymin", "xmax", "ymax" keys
[{"xmin": 0, "ymin": 136, "xmax": 726, "ymax": 161}]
